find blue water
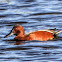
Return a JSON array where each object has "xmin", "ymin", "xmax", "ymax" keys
[{"xmin": 0, "ymin": 0, "xmax": 62, "ymax": 62}]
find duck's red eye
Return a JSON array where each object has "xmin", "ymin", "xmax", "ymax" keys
[{"xmin": 16, "ymin": 30, "xmax": 20, "ymax": 33}]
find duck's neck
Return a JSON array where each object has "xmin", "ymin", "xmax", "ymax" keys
[
  {"xmin": 15, "ymin": 32, "xmax": 30, "ymax": 41},
  {"xmin": 15, "ymin": 34, "xmax": 27, "ymax": 41}
]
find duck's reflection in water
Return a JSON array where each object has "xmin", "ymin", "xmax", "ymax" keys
[
  {"xmin": 3, "ymin": 39, "xmax": 25, "ymax": 45},
  {"xmin": 15, "ymin": 40, "xmax": 25, "ymax": 45}
]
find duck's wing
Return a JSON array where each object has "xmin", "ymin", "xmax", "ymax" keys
[
  {"xmin": 25, "ymin": 28, "xmax": 56, "ymax": 36},
  {"xmin": 38, "ymin": 28, "xmax": 57, "ymax": 34}
]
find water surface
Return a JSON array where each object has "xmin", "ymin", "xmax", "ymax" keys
[{"xmin": 0, "ymin": 0, "xmax": 62, "ymax": 62}]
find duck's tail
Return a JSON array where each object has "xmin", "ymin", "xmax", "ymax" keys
[
  {"xmin": 55, "ymin": 30, "xmax": 62, "ymax": 35},
  {"xmin": 54, "ymin": 30, "xmax": 62, "ymax": 35}
]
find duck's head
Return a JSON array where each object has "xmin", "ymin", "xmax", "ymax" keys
[{"xmin": 4, "ymin": 24, "xmax": 24, "ymax": 38}]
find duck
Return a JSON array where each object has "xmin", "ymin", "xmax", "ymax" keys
[{"xmin": 4, "ymin": 24, "xmax": 62, "ymax": 41}]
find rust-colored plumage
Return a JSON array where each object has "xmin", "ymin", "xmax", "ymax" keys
[{"xmin": 4, "ymin": 24, "xmax": 62, "ymax": 41}]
